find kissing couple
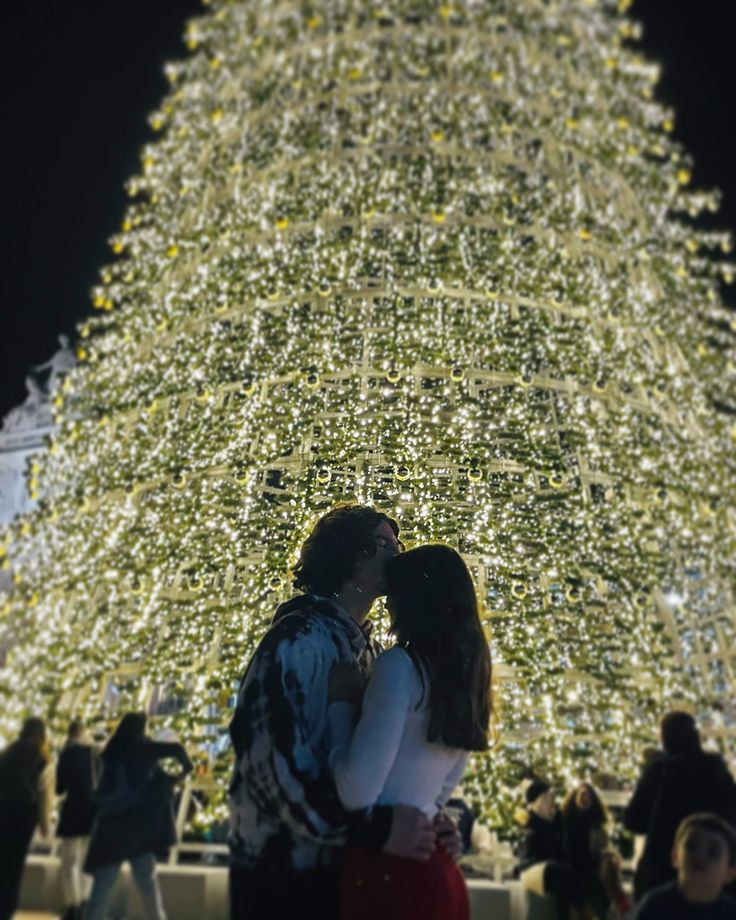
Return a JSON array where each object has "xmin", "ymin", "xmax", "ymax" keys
[{"xmin": 228, "ymin": 504, "xmax": 492, "ymax": 920}]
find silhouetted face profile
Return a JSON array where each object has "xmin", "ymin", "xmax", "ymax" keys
[{"xmin": 354, "ymin": 520, "xmax": 404, "ymax": 597}]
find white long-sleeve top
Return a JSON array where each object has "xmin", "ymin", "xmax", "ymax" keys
[{"xmin": 328, "ymin": 646, "xmax": 468, "ymax": 817}]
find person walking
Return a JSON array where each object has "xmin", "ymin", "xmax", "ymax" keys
[
  {"xmin": 83, "ymin": 712, "xmax": 193, "ymax": 920},
  {"xmin": 228, "ymin": 505, "xmax": 447, "ymax": 920},
  {"xmin": 327, "ymin": 544, "xmax": 492, "ymax": 920},
  {"xmin": 0, "ymin": 717, "xmax": 53, "ymax": 920},
  {"xmin": 56, "ymin": 718, "xmax": 101, "ymax": 920},
  {"xmin": 624, "ymin": 710, "xmax": 736, "ymax": 900}
]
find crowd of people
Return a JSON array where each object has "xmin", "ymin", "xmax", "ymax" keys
[
  {"xmin": 0, "ymin": 711, "xmax": 192, "ymax": 920},
  {"xmin": 515, "ymin": 721, "xmax": 736, "ymax": 919},
  {"xmin": 515, "ymin": 779, "xmax": 630, "ymax": 918},
  {"xmin": 1, "ymin": 504, "xmax": 735, "ymax": 920}
]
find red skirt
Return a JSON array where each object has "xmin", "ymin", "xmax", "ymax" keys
[{"xmin": 340, "ymin": 844, "xmax": 469, "ymax": 920}]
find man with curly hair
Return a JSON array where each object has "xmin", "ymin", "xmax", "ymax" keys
[{"xmin": 228, "ymin": 504, "xmax": 439, "ymax": 920}]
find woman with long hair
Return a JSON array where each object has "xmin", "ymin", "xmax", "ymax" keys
[
  {"xmin": 0, "ymin": 717, "xmax": 53, "ymax": 920},
  {"xmin": 83, "ymin": 712, "xmax": 192, "ymax": 920},
  {"xmin": 561, "ymin": 783, "xmax": 609, "ymax": 874},
  {"xmin": 561, "ymin": 782, "xmax": 630, "ymax": 918},
  {"xmin": 327, "ymin": 544, "xmax": 492, "ymax": 920}
]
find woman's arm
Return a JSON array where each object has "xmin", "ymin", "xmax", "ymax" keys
[
  {"xmin": 436, "ymin": 753, "xmax": 468, "ymax": 808},
  {"xmin": 146, "ymin": 740, "xmax": 194, "ymax": 777},
  {"xmin": 329, "ymin": 648, "xmax": 415, "ymax": 810}
]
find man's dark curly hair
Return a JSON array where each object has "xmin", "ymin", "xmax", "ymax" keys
[{"xmin": 291, "ymin": 504, "xmax": 400, "ymax": 597}]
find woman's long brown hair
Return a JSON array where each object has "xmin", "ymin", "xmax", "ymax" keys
[
  {"xmin": 560, "ymin": 782, "xmax": 609, "ymax": 826},
  {"xmin": 386, "ymin": 544, "xmax": 492, "ymax": 751}
]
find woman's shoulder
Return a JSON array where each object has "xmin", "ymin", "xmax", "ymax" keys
[
  {"xmin": 374, "ymin": 645, "xmax": 416, "ymax": 673},
  {"xmin": 373, "ymin": 647, "xmax": 425, "ymax": 695}
]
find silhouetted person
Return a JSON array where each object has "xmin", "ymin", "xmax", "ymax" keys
[
  {"xmin": 83, "ymin": 712, "xmax": 192, "ymax": 920},
  {"xmin": 56, "ymin": 718, "xmax": 101, "ymax": 920},
  {"xmin": 516, "ymin": 779, "xmax": 577, "ymax": 918},
  {"xmin": 624, "ymin": 710, "xmax": 736, "ymax": 900},
  {"xmin": 517, "ymin": 780, "xmax": 566, "ymax": 869},
  {"xmin": 0, "ymin": 717, "xmax": 53, "ymax": 920}
]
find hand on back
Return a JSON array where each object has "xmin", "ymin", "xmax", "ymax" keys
[
  {"xmin": 434, "ymin": 809, "xmax": 463, "ymax": 861},
  {"xmin": 384, "ymin": 804, "xmax": 436, "ymax": 861}
]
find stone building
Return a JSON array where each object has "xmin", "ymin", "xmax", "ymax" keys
[{"xmin": 0, "ymin": 335, "xmax": 74, "ymax": 593}]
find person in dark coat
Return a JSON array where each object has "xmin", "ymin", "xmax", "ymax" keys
[
  {"xmin": 623, "ymin": 710, "xmax": 736, "ymax": 901},
  {"xmin": 516, "ymin": 780, "xmax": 566, "ymax": 871},
  {"xmin": 83, "ymin": 712, "xmax": 193, "ymax": 920},
  {"xmin": 56, "ymin": 718, "xmax": 101, "ymax": 920},
  {"xmin": 515, "ymin": 779, "xmax": 577, "ymax": 919},
  {"xmin": 0, "ymin": 717, "xmax": 53, "ymax": 920}
]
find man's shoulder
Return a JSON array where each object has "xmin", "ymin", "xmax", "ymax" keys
[
  {"xmin": 273, "ymin": 595, "xmax": 344, "ymax": 629},
  {"xmin": 641, "ymin": 757, "xmax": 666, "ymax": 781},
  {"xmin": 672, "ymin": 750, "xmax": 734, "ymax": 784},
  {"xmin": 629, "ymin": 758, "xmax": 664, "ymax": 798},
  {"xmin": 259, "ymin": 596, "xmax": 341, "ymax": 644},
  {"xmin": 239, "ymin": 596, "xmax": 345, "ymax": 685},
  {"xmin": 701, "ymin": 750, "xmax": 732, "ymax": 772}
]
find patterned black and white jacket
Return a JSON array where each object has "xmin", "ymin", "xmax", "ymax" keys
[{"xmin": 228, "ymin": 593, "xmax": 391, "ymax": 871}]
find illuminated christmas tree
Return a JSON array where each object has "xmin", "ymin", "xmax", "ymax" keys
[{"xmin": 2, "ymin": 0, "xmax": 735, "ymax": 831}]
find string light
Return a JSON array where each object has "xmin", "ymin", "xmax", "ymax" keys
[{"xmin": 0, "ymin": 0, "xmax": 734, "ymax": 835}]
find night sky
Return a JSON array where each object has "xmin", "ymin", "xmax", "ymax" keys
[{"xmin": 1, "ymin": 0, "xmax": 734, "ymax": 420}]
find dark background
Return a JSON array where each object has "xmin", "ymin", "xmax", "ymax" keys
[{"xmin": 1, "ymin": 0, "xmax": 734, "ymax": 419}]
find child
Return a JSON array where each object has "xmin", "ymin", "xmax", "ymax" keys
[{"xmin": 634, "ymin": 813, "xmax": 736, "ymax": 918}]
